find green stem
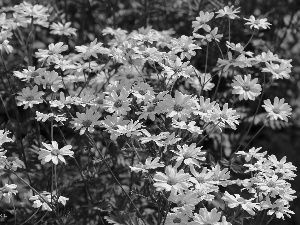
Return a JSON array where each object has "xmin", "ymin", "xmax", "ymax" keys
[{"xmin": 86, "ymin": 134, "xmax": 146, "ymax": 225}]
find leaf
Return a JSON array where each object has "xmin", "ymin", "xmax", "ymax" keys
[
  {"xmin": 93, "ymin": 199, "xmax": 112, "ymax": 212},
  {"xmin": 208, "ymin": 153, "xmax": 216, "ymax": 167}
]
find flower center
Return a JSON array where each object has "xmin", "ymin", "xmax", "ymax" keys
[
  {"xmin": 167, "ymin": 178, "xmax": 177, "ymax": 185},
  {"xmin": 114, "ymin": 99, "xmax": 123, "ymax": 108},
  {"xmin": 116, "ymin": 89, "xmax": 121, "ymax": 95},
  {"xmin": 147, "ymin": 106, "xmax": 155, "ymax": 112},
  {"xmin": 183, "ymin": 152, "xmax": 192, "ymax": 158},
  {"xmin": 221, "ymin": 112, "xmax": 228, "ymax": 120},
  {"xmin": 143, "ymin": 52, "xmax": 150, "ymax": 58},
  {"xmin": 174, "ymin": 67, "xmax": 182, "ymax": 73},
  {"xmin": 51, "ymin": 148, "xmax": 60, "ymax": 156},
  {"xmin": 197, "ymin": 177, "xmax": 205, "ymax": 183},
  {"xmin": 173, "ymin": 217, "xmax": 181, "ymax": 223},
  {"xmin": 272, "ymin": 107, "xmax": 280, "ymax": 114},
  {"xmin": 173, "ymin": 104, "xmax": 184, "ymax": 112},
  {"xmin": 48, "ymin": 50, "xmax": 55, "ymax": 55},
  {"xmin": 243, "ymin": 85, "xmax": 251, "ymax": 91},
  {"xmin": 26, "ymin": 96, "xmax": 35, "ymax": 101},
  {"xmin": 177, "ymin": 201, "xmax": 184, "ymax": 207},
  {"xmin": 267, "ymin": 181, "xmax": 276, "ymax": 188},
  {"xmin": 182, "ymin": 46, "xmax": 189, "ymax": 52},
  {"xmin": 153, "ymin": 98, "xmax": 160, "ymax": 104},
  {"xmin": 82, "ymin": 120, "xmax": 92, "ymax": 127},
  {"xmin": 254, "ymin": 20, "xmax": 261, "ymax": 25},
  {"xmin": 112, "ymin": 125, "xmax": 119, "ymax": 130},
  {"xmin": 31, "ymin": 71, "xmax": 40, "ymax": 77},
  {"xmin": 126, "ymin": 73, "xmax": 135, "ymax": 79},
  {"xmin": 138, "ymin": 89, "xmax": 147, "ymax": 95}
]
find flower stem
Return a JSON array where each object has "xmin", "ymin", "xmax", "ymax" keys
[{"xmin": 86, "ymin": 134, "xmax": 146, "ymax": 225}]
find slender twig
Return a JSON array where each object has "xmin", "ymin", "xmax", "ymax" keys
[
  {"xmin": 196, "ymin": 122, "xmax": 220, "ymax": 146},
  {"xmin": 86, "ymin": 134, "xmax": 146, "ymax": 224},
  {"xmin": 233, "ymin": 73, "xmax": 267, "ymax": 155},
  {"xmin": 244, "ymin": 30, "xmax": 256, "ymax": 48},
  {"xmin": 20, "ymin": 208, "xmax": 40, "ymax": 225},
  {"xmin": 240, "ymin": 121, "xmax": 268, "ymax": 153}
]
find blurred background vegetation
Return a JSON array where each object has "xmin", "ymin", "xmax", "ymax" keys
[{"xmin": 0, "ymin": 0, "xmax": 300, "ymax": 224}]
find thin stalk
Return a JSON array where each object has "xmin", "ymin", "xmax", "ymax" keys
[
  {"xmin": 240, "ymin": 121, "xmax": 268, "ymax": 153},
  {"xmin": 244, "ymin": 30, "xmax": 256, "ymax": 48},
  {"xmin": 200, "ymin": 43, "xmax": 209, "ymax": 97},
  {"xmin": 56, "ymin": 126, "xmax": 95, "ymax": 204},
  {"xmin": 196, "ymin": 122, "xmax": 220, "ymax": 146},
  {"xmin": 233, "ymin": 73, "xmax": 266, "ymax": 155},
  {"xmin": 20, "ymin": 208, "xmax": 40, "ymax": 225},
  {"xmin": 86, "ymin": 134, "xmax": 146, "ymax": 224}
]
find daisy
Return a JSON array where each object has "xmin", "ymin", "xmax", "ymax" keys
[
  {"xmin": 131, "ymin": 82, "xmax": 155, "ymax": 104},
  {"xmin": 193, "ymin": 96, "xmax": 216, "ymax": 121},
  {"xmin": 226, "ymin": 42, "xmax": 253, "ymax": 57},
  {"xmin": 103, "ymin": 88, "xmax": 132, "ymax": 116},
  {"xmin": 159, "ymin": 90, "xmax": 195, "ymax": 121},
  {"xmin": 255, "ymin": 51, "xmax": 279, "ymax": 63},
  {"xmin": 189, "ymin": 166, "xmax": 218, "ymax": 191},
  {"xmin": 171, "ymin": 120, "xmax": 203, "ymax": 135},
  {"xmin": 262, "ymin": 97, "xmax": 292, "ymax": 122},
  {"xmin": 153, "ymin": 132, "xmax": 182, "ymax": 150},
  {"xmin": 29, "ymin": 191, "xmax": 52, "ymax": 211},
  {"xmin": 75, "ymin": 38, "xmax": 109, "ymax": 59},
  {"xmin": 161, "ymin": 57, "xmax": 193, "ymax": 79},
  {"xmin": 38, "ymin": 141, "xmax": 73, "ymax": 165},
  {"xmin": 268, "ymin": 155, "xmax": 297, "ymax": 180},
  {"xmin": 50, "ymin": 22, "xmax": 77, "ymax": 36},
  {"xmin": 14, "ymin": 1, "xmax": 49, "ymax": 20},
  {"xmin": 169, "ymin": 192, "xmax": 200, "ymax": 216},
  {"xmin": 0, "ymin": 184, "xmax": 18, "ymax": 203},
  {"xmin": 0, "ymin": 39, "xmax": 13, "ymax": 54},
  {"xmin": 34, "ymin": 71, "xmax": 63, "ymax": 92},
  {"xmin": 215, "ymin": 6, "xmax": 240, "ymax": 19},
  {"xmin": 114, "ymin": 120, "xmax": 144, "ymax": 137},
  {"xmin": 236, "ymin": 147, "xmax": 267, "ymax": 162},
  {"xmin": 136, "ymin": 103, "xmax": 158, "ymax": 121},
  {"xmin": 165, "ymin": 211, "xmax": 190, "ymax": 225},
  {"xmin": 71, "ymin": 108, "xmax": 101, "ymax": 135},
  {"xmin": 0, "ymin": 130, "xmax": 13, "ymax": 146},
  {"xmin": 153, "ymin": 166, "xmax": 191, "ymax": 194},
  {"xmin": 194, "ymin": 27, "xmax": 223, "ymax": 42},
  {"xmin": 244, "ymin": 15, "xmax": 271, "ymax": 30},
  {"xmin": 13, "ymin": 66, "xmax": 46, "ymax": 82},
  {"xmin": 210, "ymin": 164, "xmax": 231, "ymax": 186},
  {"xmin": 267, "ymin": 199, "xmax": 294, "ymax": 219},
  {"xmin": 171, "ymin": 35, "xmax": 201, "ymax": 60},
  {"xmin": 231, "ymin": 74, "xmax": 262, "ymax": 100},
  {"xmin": 217, "ymin": 51, "xmax": 236, "ymax": 72},
  {"xmin": 133, "ymin": 46, "xmax": 161, "ymax": 63},
  {"xmin": 35, "ymin": 42, "xmax": 68, "ymax": 64},
  {"xmin": 189, "ymin": 72, "xmax": 215, "ymax": 92},
  {"xmin": 100, "ymin": 115, "xmax": 130, "ymax": 140},
  {"xmin": 256, "ymin": 175, "xmax": 286, "ymax": 196},
  {"xmin": 129, "ymin": 157, "xmax": 164, "ymax": 173},
  {"xmin": 192, "ymin": 11, "xmax": 214, "ymax": 32},
  {"xmin": 16, "ymin": 85, "xmax": 44, "ymax": 109},
  {"xmin": 209, "ymin": 103, "xmax": 240, "ymax": 130},
  {"xmin": 171, "ymin": 143, "xmax": 206, "ymax": 168},
  {"xmin": 139, "ymin": 130, "xmax": 169, "ymax": 144},
  {"xmin": 262, "ymin": 61, "xmax": 291, "ymax": 79},
  {"xmin": 222, "ymin": 191, "xmax": 260, "ymax": 216},
  {"xmin": 192, "ymin": 208, "xmax": 221, "ymax": 225}
]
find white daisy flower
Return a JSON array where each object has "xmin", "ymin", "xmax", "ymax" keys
[
  {"xmin": 38, "ymin": 141, "xmax": 73, "ymax": 165},
  {"xmin": 262, "ymin": 97, "xmax": 292, "ymax": 122},
  {"xmin": 231, "ymin": 74, "xmax": 262, "ymax": 101}
]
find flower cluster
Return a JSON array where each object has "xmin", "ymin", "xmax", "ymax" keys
[{"xmin": 0, "ymin": 2, "xmax": 296, "ymax": 225}]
